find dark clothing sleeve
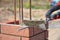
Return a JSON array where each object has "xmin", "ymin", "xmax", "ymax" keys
[{"xmin": 46, "ymin": 5, "xmax": 60, "ymax": 18}]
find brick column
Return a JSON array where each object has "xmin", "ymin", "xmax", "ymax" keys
[{"xmin": 0, "ymin": 21, "xmax": 47, "ymax": 40}]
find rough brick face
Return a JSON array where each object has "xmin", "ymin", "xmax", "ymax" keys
[
  {"xmin": 0, "ymin": 21, "xmax": 48, "ymax": 40},
  {"xmin": 1, "ymin": 34, "xmax": 20, "ymax": 40},
  {"xmin": 44, "ymin": 30, "xmax": 48, "ymax": 39},
  {"xmin": 0, "ymin": 34, "xmax": 2, "ymax": 40},
  {"xmin": 22, "ymin": 37, "xmax": 29, "ymax": 40},
  {"xmin": 1, "ymin": 25, "xmax": 33, "ymax": 37},
  {"xmin": 33, "ymin": 27, "xmax": 43, "ymax": 35},
  {"xmin": 30, "ymin": 33, "xmax": 45, "ymax": 40}
]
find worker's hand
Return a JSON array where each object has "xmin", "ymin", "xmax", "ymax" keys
[
  {"xmin": 46, "ymin": 11, "xmax": 51, "ymax": 21},
  {"xmin": 46, "ymin": 18, "xmax": 51, "ymax": 21}
]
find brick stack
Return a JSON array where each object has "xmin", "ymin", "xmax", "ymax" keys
[{"xmin": 0, "ymin": 21, "xmax": 47, "ymax": 40}]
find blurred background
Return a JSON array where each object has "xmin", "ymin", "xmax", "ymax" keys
[
  {"xmin": 0, "ymin": 0, "xmax": 50, "ymax": 23},
  {"xmin": 0, "ymin": 0, "xmax": 50, "ymax": 9}
]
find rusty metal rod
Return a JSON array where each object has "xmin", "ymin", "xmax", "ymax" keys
[
  {"xmin": 14, "ymin": 0, "xmax": 16, "ymax": 24},
  {"xmin": 19, "ymin": 0, "xmax": 21, "ymax": 24},
  {"xmin": 30, "ymin": 0, "xmax": 32, "ymax": 20},
  {"xmin": 21, "ymin": 0, "xmax": 23, "ymax": 21},
  {"xmin": 19, "ymin": 0, "xmax": 23, "ymax": 24}
]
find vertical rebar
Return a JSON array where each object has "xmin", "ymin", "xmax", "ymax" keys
[
  {"xmin": 30, "ymin": 0, "xmax": 32, "ymax": 20},
  {"xmin": 21, "ymin": 0, "xmax": 23, "ymax": 21},
  {"xmin": 19, "ymin": 0, "xmax": 21, "ymax": 24},
  {"xmin": 14, "ymin": 0, "xmax": 16, "ymax": 24},
  {"xmin": 19, "ymin": 0, "xmax": 23, "ymax": 25}
]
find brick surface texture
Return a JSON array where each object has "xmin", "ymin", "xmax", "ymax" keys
[{"xmin": 0, "ymin": 21, "xmax": 48, "ymax": 40}]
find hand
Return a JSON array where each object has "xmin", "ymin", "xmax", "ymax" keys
[{"xmin": 46, "ymin": 18, "xmax": 51, "ymax": 21}]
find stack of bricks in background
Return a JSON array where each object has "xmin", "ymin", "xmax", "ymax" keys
[{"xmin": 0, "ymin": 21, "xmax": 48, "ymax": 40}]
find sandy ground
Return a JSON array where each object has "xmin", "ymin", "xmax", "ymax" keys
[
  {"xmin": 48, "ymin": 19, "xmax": 60, "ymax": 40},
  {"xmin": 48, "ymin": 28, "xmax": 60, "ymax": 40},
  {"xmin": 0, "ymin": 8, "xmax": 48, "ymax": 23}
]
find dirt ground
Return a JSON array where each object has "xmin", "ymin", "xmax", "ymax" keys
[
  {"xmin": 0, "ymin": 8, "xmax": 48, "ymax": 23},
  {"xmin": 48, "ymin": 28, "xmax": 60, "ymax": 40},
  {"xmin": 48, "ymin": 19, "xmax": 60, "ymax": 40}
]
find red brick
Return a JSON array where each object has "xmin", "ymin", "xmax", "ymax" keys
[
  {"xmin": 1, "ymin": 34, "xmax": 20, "ymax": 40},
  {"xmin": 1, "ymin": 21, "xmax": 47, "ymax": 40},
  {"xmin": 17, "ymin": 27, "xmax": 33, "ymax": 37},
  {"xmin": 0, "ymin": 34, "xmax": 2, "ymax": 40},
  {"xmin": 1, "ymin": 25, "xmax": 44, "ymax": 37},
  {"xmin": 0, "ymin": 33, "xmax": 45, "ymax": 40},
  {"xmin": 30, "ymin": 33, "xmax": 45, "ymax": 40},
  {"xmin": 33, "ymin": 27, "xmax": 43, "ymax": 35},
  {"xmin": 44, "ymin": 30, "xmax": 48, "ymax": 39},
  {"xmin": 1, "ymin": 25, "xmax": 33, "ymax": 37},
  {"xmin": 0, "ymin": 37, "xmax": 2, "ymax": 40},
  {"xmin": 0, "ymin": 34, "xmax": 1, "ymax": 37},
  {"xmin": 22, "ymin": 37, "xmax": 29, "ymax": 40}
]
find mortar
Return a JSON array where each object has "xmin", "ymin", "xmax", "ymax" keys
[{"xmin": 23, "ymin": 20, "xmax": 46, "ymax": 30}]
